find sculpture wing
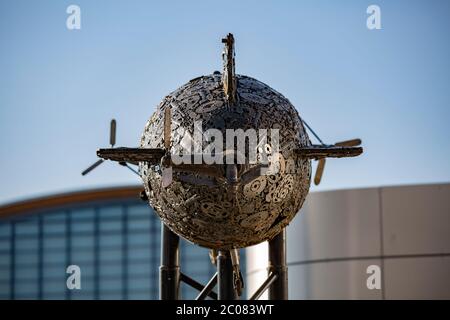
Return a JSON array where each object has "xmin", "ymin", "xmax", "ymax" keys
[
  {"xmin": 295, "ymin": 145, "xmax": 363, "ymax": 160},
  {"xmin": 97, "ymin": 147, "xmax": 165, "ymax": 165},
  {"xmin": 97, "ymin": 148, "xmax": 224, "ymax": 179}
]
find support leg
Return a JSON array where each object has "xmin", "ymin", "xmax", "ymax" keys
[
  {"xmin": 160, "ymin": 223, "xmax": 180, "ymax": 300},
  {"xmin": 268, "ymin": 228, "xmax": 288, "ymax": 300},
  {"xmin": 217, "ymin": 250, "xmax": 237, "ymax": 300}
]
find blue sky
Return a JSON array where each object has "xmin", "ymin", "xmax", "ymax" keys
[{"xmin": 1, "ymin": 0, "xmax": 449, "ymax": 204}]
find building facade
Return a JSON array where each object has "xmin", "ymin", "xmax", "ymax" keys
[
  {"xmin": 3, "ymin": 183, "xmax": 447, "ymax": 300},
  {"xmin": 246, "ymin": 183, "xmax": 450, "ymax": 299},
  {"xmin": 0, "ymin": 186, "xmax": 220, "ymax": 300}
]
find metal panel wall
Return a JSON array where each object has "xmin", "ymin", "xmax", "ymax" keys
[{"xmin": 246, "ymin": 183, "xmax": 450, "ymax": 299}]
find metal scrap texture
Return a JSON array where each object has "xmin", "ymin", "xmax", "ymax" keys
[{"xmin": 140, "ymin": 74, "xmax": 312, "ymax": 249}]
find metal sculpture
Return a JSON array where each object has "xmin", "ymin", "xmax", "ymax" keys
[{"xmin": 82, "ymin": 33, "xmax": 363, "ymax": 300}]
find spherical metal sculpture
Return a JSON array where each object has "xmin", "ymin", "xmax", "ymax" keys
[
  {"xmin": 140, "ymin": 74, "xmax": 311, "ymax": 249},
  {"xmin": 92, "ymin": 33, "xmax": 362, "ymax": 251}
]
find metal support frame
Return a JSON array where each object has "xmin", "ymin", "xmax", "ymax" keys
[
  {"xmin": 268, "ymin": 228, "xmax": 288, "ymax": 300},
  {"xmin": 248, "ymin": 228, "xmax": 288, "ymax": 300},
  {"xmin": 160, "ymin": 223, "xmax": 180, "ymax": 300},
  {"xmin": 249, "ymin": 271, "xmax": 278, "ymax": 300},
  {"xmin": 158, "ymin": 225, "xmax": 288, "ymax": 300},
  {"xmin": 196, "ymin": 273, "xmax": 218, "ymax": 300},
  {"xmin": 180, "ymin": 273, "xmax": 218, "ymax": 300},
  {"xmin": 159, "ymin": 222, "xmax": 220, "ymax": 300},
  {"xmin": 217, "ymin": 250, "xmax": 237, "ymax": 300}
]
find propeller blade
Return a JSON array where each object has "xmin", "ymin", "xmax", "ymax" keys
[
  {"xmin": 314, "ymin": 158, "xmax": 326, "ymax": 185},
  {"xmin": 110, "ymin": 119, "xmax": 116, "ymax": 147},
  {"xmin": 335, "ymin": 138, "xmax": 361, "ymax": 147},
  {"xmin": 164, "ymin": 107, "xmax": 171, "ymax": 150},
  {"xmin": 81, "ymin": 159, "xmax": 104, "ymax": 176}
]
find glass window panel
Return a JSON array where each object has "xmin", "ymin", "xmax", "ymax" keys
[
  {"xmin": 182, "ymin": 260, "xmax": 211, "ymax": 274},
  {"xmin": 15, "ymin": 265, "xmax": 38, "ymax": 281},
  {"xmin": 0, "ymin": 281, "xmax": 11, "ymax": 297},
  {"xmin": 0, "ymin": 268, "xmax": 11, "ymax": 282},
  {"xmin": 99, "ymin": 248, "xmax": 122, "ymax": 262},
  {"xmin": 42, "ymin": 279, "xmax": 66, "ymax": 294},
  {"xmin": 128, "ymin": 277, "xmax": 151, "ymax": 290},
  {"xmin": 151, "ymin": 230, "xmax": 160, "ymax": 247},
  {"xmin": 0, "ymin": 224, "xmax": 11, "ymax": 238},
  {"xmin": 182, "ymin": 288, "xmax": 198, "ymax": 300},
  {"xmin": 128, "ymin": 267, "xmax": 153, "ymax": 280},
  {"xmin": 43, "ymin": 211, "xmax": 66, "ymax": 223},
  {"xmin": 128, "ymin": 232, "xmax": 150, "ymax": 246},
  {"xmin": 128, "ymin": 217, "xmax": 151, "ymax": 231},
  {"xmin": 99, "ymin": 234, "xmax": 123, "ymax": 247},
  {"xmin": 43, "ymin": 250, "xmax": 66, "ymax": 264},
  {"xmin": 127, "ymin": 247, "xmax": 151, "ymax": 260},
  {"xmin": 151, "ymin": 219, "xmax": 161, "ymax": 230},
  {"xmin": 77, "ymin": 277, "xmax": 95, "ymax": 292},
  {"xmin": 99, "ymin": 206, "xmax": 122, "ymax": 219},
  {"xmin": 71, "ymin": 249, "xmax": 94, "ymax": 263},
  {"xmin": 42, "ymin": 266, "xmax": 66, "ymax": 280},
  {"xmin": 127, "ymin": 205, "xmax": 152, "ymax": 218},
  {"xmin": 100, "ymin": 219, "xmax": 122, "ymax": 232},
  {"xmin": 15, "ymin": 280, "xmax": 38, "ymax": 298},
  {"xmin": 71, "ymin": 220, "xmax": 94, "ymax": 233},
  {"xmin": 0, "ymin": 196, "xmax": 226, "ymax": 300},
  {"xmin": 75, "ymin": 263, "xmax": 95, "ymax": 278},
  {"xmin": 71, "ymin": 208, "xmax": 95, "ymax": 221},
  {"xmin": 15, "ymin": 251, "xmax": 38, "ymax": 265},
  {"xmin": 99, "ymin": 277, "xmax": 122, "ymax": 291},
  {"xmin": 15, "ymin": 220, "xmax": 39, "ymax": 236},
  {"xmin": 128, "ymin": 263, "xmax": 151, "ymax": 277},
  {"xmin": 43, "ymin": 235, "xmax": 66, "ymax": 250},
  {"xmin": 100, "ymin": 263, "xmax": 122, "ymax": 277},
  {"xmin": 128, "ymin": 268, "xmax": 153, "ymax": 281},
  {"xmin": 0, "ymin": 239, "xmax": 10, "ymax": 251},
  {"xmin": 15, "ymin": 237, "xmax": 38, "ymax": 251},
  {"xmin": 71, "ymin": 234, "xmax": 94, "ymax": 249},
  {"xmin": 43, "ymin": 221, "xmax": 66, "ymax": 235},
  {"xmin": 0, "ymin": 254, "xmax": 11, "ymax": 269}
]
